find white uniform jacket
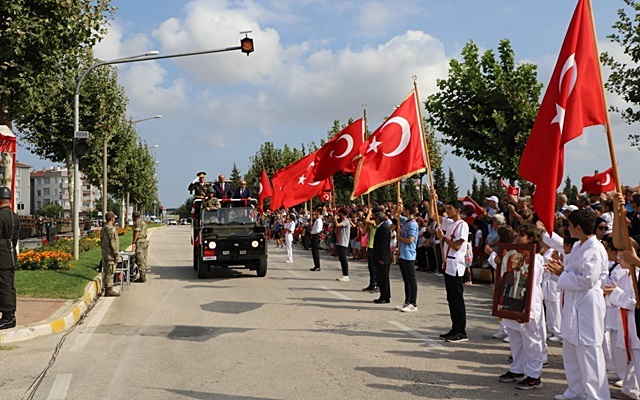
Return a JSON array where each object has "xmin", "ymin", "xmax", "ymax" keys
[
  {"xmin": 557, "ymin": 236, "xmax": 608, "ymax": 346},
  {"xmin": 603, "ymin": 263, "xmax": 624, "ymax": 332},
  {"xmin": 542, "ymin": 248, "xmax": 561, "ymax": 303},
  {"xmin": 608, "ymin": 268, "xmax": 640, "ymax": 350}
]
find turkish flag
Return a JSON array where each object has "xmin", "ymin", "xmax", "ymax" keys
[
  {"xmin": 352, "ymin": 91, "xmax": 427, "ymax": 198},
  {"xmin": 507, "ymin": 186, "xmax": 520, "ymax": 196},
  {"xmin": 258, "ymin": 169, "xmax": 272, "ymax": 212},
  {"xmin": 321, "ymin": 192, "xmax": 332, "ymax": 203},
  {"xmin": 581, "ymin": 167, "xmax": 615, "ymax": 194},
  {"xmin": 282, "ymin": 151, "xmax": 333, "ymax": 208},
  {"xmin": 311, "ymin": 119, "xmax": 364, "ymax": 182},
  {"xmin": 518, "ymin": 0, "xmax": 606, "ymax": 233},
  {"xmin": 270, "ymin": 157, "xmax": 313, "ymax": 211},
  {"xmin": 461, "ymin": 196, "xmax": 485, "ymax": 224}
]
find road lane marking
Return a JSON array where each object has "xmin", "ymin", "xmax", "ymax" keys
[
  {"xmin": 46, "ymin": 373, "xmax": 72, "ymax": 400},
  {"xmin": 318, "ymin": 285, "xmax": 353, "ymax": 301},
  {"xmin": 388, "ymin": 320, "xmax": 445, "ymax": 348},
  {"xmin": 70, "ymin": 297, "xmax": 115, "ymax": 353}
]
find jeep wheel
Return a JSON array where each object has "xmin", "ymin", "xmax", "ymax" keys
[
  {"xmin": 256, "ymin": 258, "xmax": 267, "ymax": 277},
  {"xmin": 192, "ymin": 248, "xmax": 198, "ymax": 271}
]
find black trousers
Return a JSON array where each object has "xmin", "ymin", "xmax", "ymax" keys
[
  {"xmin": 416, "ymin": 246, "xmax": 428, "ymax": 270},
  {"xmin": 398, "ymin": 258, "xmax": 418, "ymax": 305},
  {"xmin": 434, "ymin": 243, "xmax": 444, "ymax": 274},
  {"xmin": 376, "ymin": 263, "xmax": 391, "ymax": 301},
  {"xmin": 367, "ymin": 248, "xmax": 377, "ymax": 287},
  {"xmin": 336, "ymin": 245, "xmax": 349, "ymax": 276},
  {"xmin": 444, "ymin": 272, "xmax": 466, "ymax": 334},
  {"xmin": 426, "ymin": 246, "xmax": 436, "ymax": 272},
  {"xmin": 0, "ymin": 268, "xmax": 16, "ymax": 314},
  {"xmin": 310, "ymin": 234, "xmax": 320, "ymax": 268}
]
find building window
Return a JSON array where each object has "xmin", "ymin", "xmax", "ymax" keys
[
  {"xmin": 37, "ymin": 201, "xmax": 41, "ymax": 209},
  {"xmin": 37, "ymin": 190, "xmax": 41, "ymax": 197},
  {"xmin": 43, "ymin": 199, "xmax": 50, "ymax": 205},
  {"xmin": 44, "ymin": 178, "xmax": 50, "ymax": 184},
  {"xmin": 43, "ymin": 188, "xmax": 50, "ymax": 195},
  {"xmin": 54, "ymin": 189, "xmax": 58, "ymax": 196},
  {"xmin": 37, "ymin": 178, "xmax": 41, "ymax": 184}
]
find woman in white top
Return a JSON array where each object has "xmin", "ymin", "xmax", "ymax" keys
[{"xmin": 284, "ymin": 214, "xmax": 296, "ymax": 263}]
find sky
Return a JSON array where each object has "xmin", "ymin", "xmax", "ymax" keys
[{"xmin": 16, "ymin": 0, "xmax": 640, "ymax": 208}]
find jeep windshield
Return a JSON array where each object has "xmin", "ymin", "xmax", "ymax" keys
[{"xmin": 202, "ymin": 207, "xmax": 257, "ymax": 225}]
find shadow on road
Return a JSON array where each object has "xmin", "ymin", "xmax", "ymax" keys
[{"xmin": 159, "ymin": 388, "xmax": 281, "ymax": 400}]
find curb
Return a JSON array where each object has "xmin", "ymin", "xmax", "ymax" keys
[{"xmin": 0, "ymin": 276, "xmax": 102, "ymax": 344}]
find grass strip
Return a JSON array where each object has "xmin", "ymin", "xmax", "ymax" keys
[{"xmin": 15, "ymin": 230, "xmax": 135, "ymax": 299}]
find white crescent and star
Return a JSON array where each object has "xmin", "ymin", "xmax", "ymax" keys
[
  {"xmin": 259, "ymin": 183, "xmax": 263, "ymax": 194},
  {"xmin": 297, "ymin": 161, "xmax": 321, "ymax": 186},
  {"xmin": 551, "ymin": 53, "xmax": 578, "ymax": 134},
  {"xmin": 333, "ymin": 134, "xmax": 354, "ymax": 159},
  {"xmin": 598, "ymin": 173, "xmax": 611, "ymax": 186},
  {"xmin": 366, "ymin": 116, "xmax": 411, "ymax": 157}
]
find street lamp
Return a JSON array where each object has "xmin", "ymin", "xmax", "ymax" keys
[
  {"xmin": 133, "ymin": 115, "xmax": 162, "ymax": 124},
  {"xmin": 73, "ymin": 35, "xmax": 254, "ymax": 259}
]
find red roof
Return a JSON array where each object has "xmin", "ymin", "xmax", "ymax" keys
[{"xmin": 15, "ymin": 162, "xmax": 32, "ymax": 168}]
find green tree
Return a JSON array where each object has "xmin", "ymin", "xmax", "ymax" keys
[
  {"xmin": 229, "ymin": 163, "xmax": 242, "ymax": 193},
  {"xmin": 445, "ymin": 168, "xmax": 459, "ymax": 201},
  {"xmin": 0, "ymin": 0, "xmax": 113, "ymax": 128},
  {"xmin": 602, "ymin": 0, "xmax": 640, "ymax": 148},
  {"xmin": 176, "ymin": 197, "xmax": 194, "ymax": 220},
  {"xmin": 469, "ymin": 176, "xmax": 480, "ymax": 201},
  {"xmin": 39, "ymin": 203, "xmax": 63, "ymax": 217},
  {"xmin": 425, "ymin": 39, "xmax": 542, "ymax": 181},
  {"xmin": 433, "ymin": 167, "xmax": 447, "ymax": 198},
  {"xmin": 562, "ymin": 176, "xmax": 579, "ymax": 205}
]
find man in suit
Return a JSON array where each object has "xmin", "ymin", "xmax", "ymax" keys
[
  {"xmin": 373, "ymin": 211, "xmax": 392, "ymax": 304},
  {"xmin": 235, "ymin": 180, "xmax": 252, "ymax": 206},
  {"xmin": 213, "ymin": 174, "xmax": 233, "ymax": 207},
  {"xmin": 498, "ymin": 252, "xmax": 528, "ymax": 313}
]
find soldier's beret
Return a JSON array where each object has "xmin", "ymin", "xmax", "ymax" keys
[{"xmin": 197, "ymin": 171, "xmax": 206, "ymax": 177}]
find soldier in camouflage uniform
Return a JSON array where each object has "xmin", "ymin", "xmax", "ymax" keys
[
  {"xmin": 132, "ymin": 211, "xmax": 149, "ymax": 283},
  {"xmin": 203, "ymin": 187, "xmax": 222, "ymax": 211},
  {"xmin": 0, "ymin": 187, "xmax": 20, "ymax": 330},
  {"xmin": 101, "ymin": 211, "xmax": 120, "ymax": 297}
]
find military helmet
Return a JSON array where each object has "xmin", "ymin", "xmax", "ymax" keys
[
  {"xmin": 206, "ymin": 186, "xmax": 215, "ymax": 194},
  {"xmin": 0, "ymin": 186, "xmax": 11, "ymax": 199}
]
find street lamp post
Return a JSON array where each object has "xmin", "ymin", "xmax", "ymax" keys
[{"xmin": 73, "ymin": 37, "xmax": 253, "ymax": 259}]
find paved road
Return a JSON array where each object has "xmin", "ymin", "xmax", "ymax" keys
[{"xmin": 2, "ymin": 225, "xmax": 570, "ymax": 400}]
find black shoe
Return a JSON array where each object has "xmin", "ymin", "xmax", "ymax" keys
[
  {"xmin": 516, "ymin": 376, "xmax": 543, "ymax": 390},
  {"xmin": 362, "ymin": 286, "xmax": 375, "ymax": 291},
  {"xmin": 373, "ymin": 298, "xmax": 390, "ymax": 304},
  {"xmin": 0, "ymin": 316, "xmax": 16, "ymax": 330},
  {"xmin": 310, "ymin": 267, "xmax": 321, "ymax": 271},
  {"xmin": 499, "ymin": 371, "xmax": 525, "ymax": 383},
  {"xmin": 370, "ymin": 287, "xmax": 380, "ymax": 293},
  {"xmin": 439, "ymin": 330, "xmax": 454, "ymax": 340},
  {"xmin": 445, "ymin": 332, "xmax": 468, "ymax": 343}
]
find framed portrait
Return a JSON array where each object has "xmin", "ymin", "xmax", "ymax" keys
[{"xmin": 491, "ymin": 243, "xmax": 536, "ymax": 323}]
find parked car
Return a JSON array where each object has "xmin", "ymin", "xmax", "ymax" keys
[{"xmin": 166, "ymin": 218, "xmax": 178, "ymax": 225}]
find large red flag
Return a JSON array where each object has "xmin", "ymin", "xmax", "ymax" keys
[
  {"xmin": 518, "ymin": 0, "xmax": 606, "ymax": 233},
  {"xmin": 581, "ymin": 167, "xmax": 615, "ymax": 194},
  {"xmin": 311, "ymin": 118, "xmax": 364, "ymax": 182},
  {"xmin": 282, "ymin": 151, "xmax": 333, "ymax": 209},
  {"xmin": 270, "ymin": 157, "xmax": 311, "ymax": 211},
  {"xmin": 352, "ymin": 91, "xmax": 427, "ymax": 198},
  {"xmin": 258, "ymin": 169, "xmax": 272, "ymax": 212}
]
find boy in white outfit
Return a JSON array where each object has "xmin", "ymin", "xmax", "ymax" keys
[
  {"xmin": 494, "ymin": 224, "xmax": 546, "ymax": 390},
  {"xmin": 546, "ymin": 209, "xmax": 610, "ymax": 400}
]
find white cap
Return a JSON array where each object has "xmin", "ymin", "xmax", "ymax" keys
[
  {"xmin": 486, "ymin": 195, "xmax": 499, "ymax": 204},
  {"xmin": 566, "ymin": 205, "xmax": 579, "ymax": 212}
]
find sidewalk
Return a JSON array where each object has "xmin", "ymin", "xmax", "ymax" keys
[{"xmin": 16, "ymin": 298, "xmax": 73, "ymax": 326}]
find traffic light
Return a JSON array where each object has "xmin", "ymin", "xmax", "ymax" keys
[
  {"xmin": 159, "ymin": 206, "xmax": 164, "ymax": 212},
  {"xmin": 74, "ymin": 138, "xmax": 90, "ymax": 159},
  {"xmin": 241, "ymin": 37, "xmax": 254, "ymax": 55}
]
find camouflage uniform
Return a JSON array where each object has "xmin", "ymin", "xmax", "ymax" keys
[
  {"xmin": 202, "ymin": 196, "xmax": 221, "ymax": 211},
  {"xmin": 101, "ymin": 223, "xmax": 119, "ymax": 288},
  {"xmin": 133, "ymin": 218, "xmax": 149, "ymax": 273}
]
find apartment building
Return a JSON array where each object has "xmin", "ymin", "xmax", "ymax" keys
[
  {"xmin": 15, "ymin": 162, "xmax": 31, "ymax": 216},
  {"xmin": 30, "ymin": 167, "xmax": 100, "ymax": 217}
]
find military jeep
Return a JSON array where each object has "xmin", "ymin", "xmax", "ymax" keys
[{"xmin": 192, "ymin": 204, "xmax": 267, "ymax": 279}]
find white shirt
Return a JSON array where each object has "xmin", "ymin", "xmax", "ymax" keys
[
  {"xmin": 441, "ymin": 217, "xmax": 469, "ymax": 277},
  {"xmin": 609, "ymin": 268, "xmax": 640, "ymax": 349},
  {"xmin": 542, "ymin": 247, "xmax": 560, "ymax": 302},
  {"xmin": 311, "ymin": 217, "xmax": 323, "ymax": 235},
  {"xmin": 284, "ymin": 221, "xmax": 295, "ymax": 236},
  {"xmin": 557, "ymin": 235, "xmax": 608, "ymax": 346}
]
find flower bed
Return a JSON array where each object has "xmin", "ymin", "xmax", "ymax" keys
[{"xmin": 17, "ymin": 250, "xmax": 72, "ymax": 271}]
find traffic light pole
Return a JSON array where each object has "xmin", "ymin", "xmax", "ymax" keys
[{"xmin": 72, "ymin": 39, "xmax": 253, "ymax": 260}]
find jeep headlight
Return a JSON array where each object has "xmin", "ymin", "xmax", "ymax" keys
[
  {"xmin": 251, "ymin": 240, "xmax": 259, "ymax": 248},
  {"xmin": 208, "ymin": 241, "xmax": 217, "ymax": 249}
]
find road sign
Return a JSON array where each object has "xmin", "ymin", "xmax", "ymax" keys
[{"xmin": 75, "ymin": 131, "xmax": 89, "ymax": 139}]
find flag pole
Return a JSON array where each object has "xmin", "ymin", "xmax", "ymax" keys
[
  {"xmin": 413, "ymin": 75, "xmax": 446, "ymax": 268},
  {"xmin": 587, "ymin": 0, "xmax": 639, "ymax": 306},
  {"xmin": 363, "ymin": 103, "xmax": 371, "ymax": 207}
]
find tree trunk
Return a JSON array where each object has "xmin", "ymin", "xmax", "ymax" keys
[{"xmin": 64, "ymin": 148, "xmax": 74, "ymax": 219}]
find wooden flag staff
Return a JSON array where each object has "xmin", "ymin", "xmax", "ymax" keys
[
  {"xmin": 363, "ymin": 103, "xmax": 371, "ymax": 207},
  {"xmin": 587, "ymin": 0, "xmax": 639, "ymax": 307}
]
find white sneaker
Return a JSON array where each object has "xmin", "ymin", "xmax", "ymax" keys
[
  {"xmin": 503, "ymin": 336, "xmax": 510, "ymax": 343},
  {"xmin": 395, "ymin": 303, "xmax": 409, "ymax": 311},
  {"xmin": 401, "ymin": 304, "xmax": 417, "ymax": 313},
  {"xmin": 614, "ymin": 379, "xmax": 623, "ymax": 388},
  {"xmin": 607, "ymin": 370, "xmax": 620, "ymax": 382},
  {"xmin": 336, "ymin": 276, "xmax": 349, "ymax": 282},
  {"xmin": 553, "ymin": 395, "xmax": 570, "ymax": 400},
  {"xmin": 492, "ymin": 328, "xmax": 507, "ymax": 339},
  {"xmin": 547, "ymin": 335, "xmax": 562, "ymax": 343},
  {"xmin": 285, "ymin": 260, "xmax": 293, "ymax": 263}
]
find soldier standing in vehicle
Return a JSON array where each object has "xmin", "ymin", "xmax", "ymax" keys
[
  {"xmin": 101, "ymin": 211, "xmax": 120, "ymax": 297},
  {"xmin": 203, "ymin": 187, "xmax": 222, "ymax": 211},
  {"xmin": 188, "ymin": 171, "xmax": 209, "ymax": 198},
  {"xmin": 0, "ymin": 187, "xmax": 20, "ymax": 330},
  {"xmin": 132, "ymin": 211, "xmax": 149, "ymax": 283}
]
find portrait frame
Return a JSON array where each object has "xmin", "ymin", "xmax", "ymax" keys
[{"xmin": 491, "ymin": 243, "xmax": 536, "ymax": 323}]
